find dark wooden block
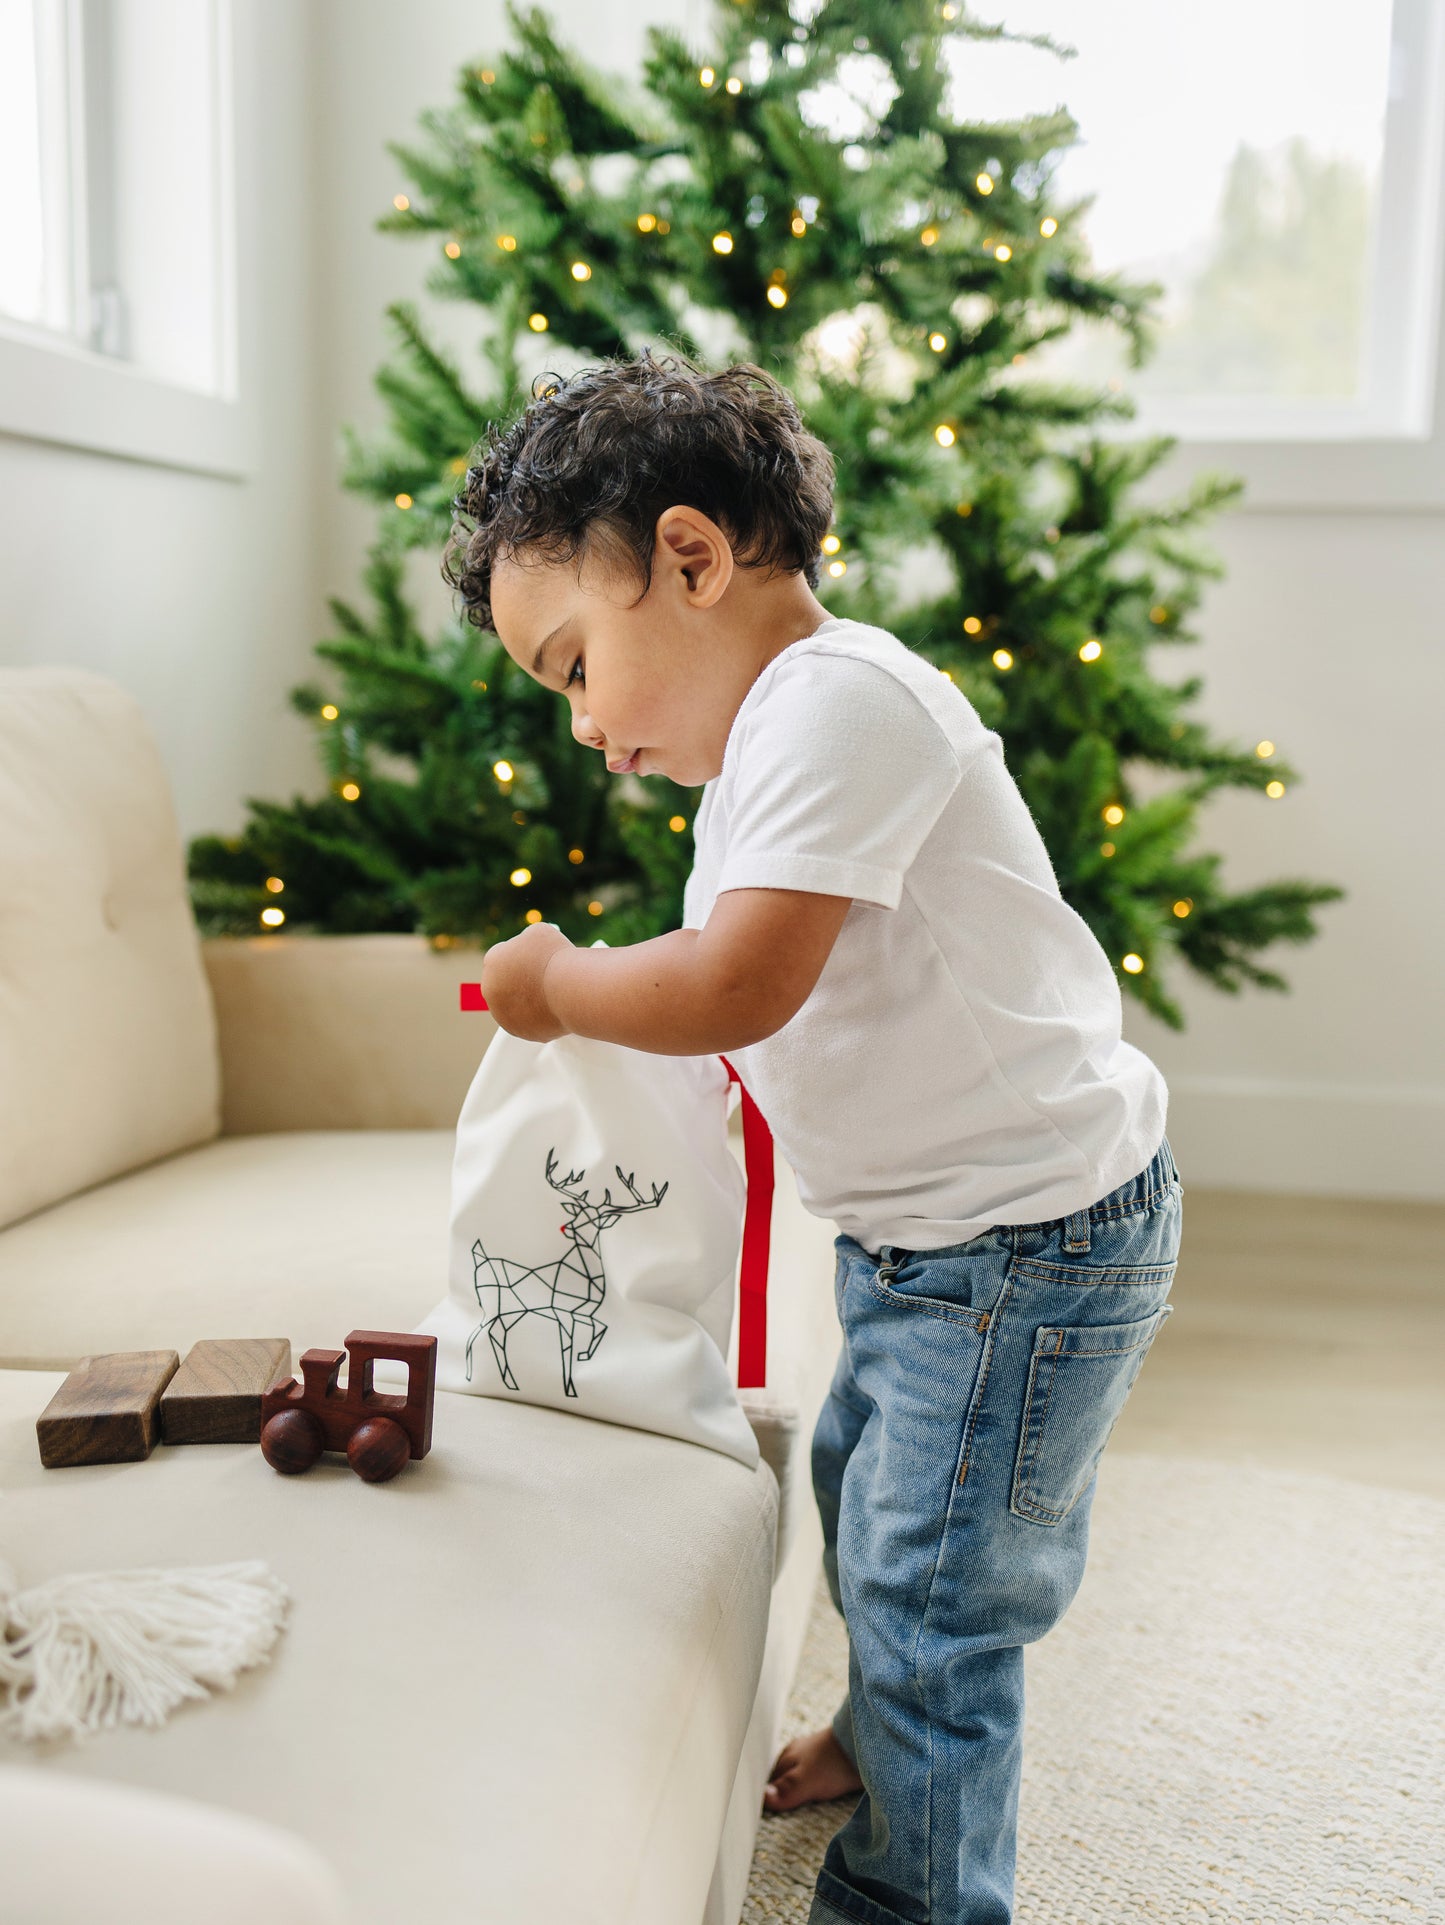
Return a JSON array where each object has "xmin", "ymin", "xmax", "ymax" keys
[
  {"xmin": 160, "ymin": 1338, "xmax": 292, "ymax": 1445},
  {"xmin": 36, "ymin": 1351, "xmax": 179, "ymax": 1468}
]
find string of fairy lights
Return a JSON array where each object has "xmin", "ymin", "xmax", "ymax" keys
[
  {"xmin": 259, "ymin": 674, "xmax": 1286, "ymax": 981},
  {"xmin": 271, "ymin": 54, "xmax": 1285, "ymax": 985}
]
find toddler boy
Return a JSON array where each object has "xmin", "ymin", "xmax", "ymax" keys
[{"xmin": 447, "ymin": 350, "xmax": 1183, "ymax": 1925}]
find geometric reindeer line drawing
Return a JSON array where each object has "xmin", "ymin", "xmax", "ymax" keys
[{"xmin": 465, "ymin": 1148, "xmax": 669, "ymax": 1399}]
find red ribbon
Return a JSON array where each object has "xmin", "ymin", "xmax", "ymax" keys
[
  {"xmin": 461, "ymin": 985, "xmax": 773, "ymax": 1388},
  {"xmin": 720, "ymin": 1058, "xmax": 773, "ymax": 1391}
]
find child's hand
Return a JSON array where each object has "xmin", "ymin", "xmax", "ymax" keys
[{"xmin": 480, "ymin": 923, "xmax": 574, "ymax": 1042}]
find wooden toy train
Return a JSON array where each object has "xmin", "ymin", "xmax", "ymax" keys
[{"xmin": 259, "ymin": 1330, "xmax": 437, "ymax": 1483}]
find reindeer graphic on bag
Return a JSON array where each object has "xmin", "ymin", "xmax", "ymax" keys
[{"xmin": 465, "ymin": 1148, "xmax": 669, "ymax": 1398}]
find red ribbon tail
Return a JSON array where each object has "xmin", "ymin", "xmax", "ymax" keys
[{"xmin": 722, "ymin": 1058, "xmax": 773, "ymax": 1390}]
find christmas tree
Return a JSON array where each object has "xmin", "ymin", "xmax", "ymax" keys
[{"xmin": 187, "ymin": 0, "xmax": 1342, "ymax": 1028}]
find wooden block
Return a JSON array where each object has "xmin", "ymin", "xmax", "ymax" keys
[
  {"xmin": 160, "ymin": 1338, "xmax": 292, "ymax": 1445},
  {"xmin": 36, "ymin": 1351, "xmax": 179, "ymax": 1468}
]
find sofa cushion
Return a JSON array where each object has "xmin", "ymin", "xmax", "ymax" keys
[
  {"xmin": 202, "ymin": 933, "xmax": 493, "ymax": 1135},
  {"xmin": 0, "ymin": 1131, "xmax": 454, "ymax": 1370},
  {"xmin": 0, "ymin": 668, "xmax": 220, "ymax": 1232},
  {"xmin": 0, "ymin": 1366, "xmax": 779, "ymax": 1925}
]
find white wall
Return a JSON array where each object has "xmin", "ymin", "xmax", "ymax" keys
[
  {"xmin": 0, "ymin": 0, "xmax": 322, "ymax": 840},
  {"xmin": 1122, "ymin": 506, "xmax": 1444, "ymax": 1200},
  {"xmin": 3, "ymin": 0, "xmax": 1439, "ymax": 1200}
]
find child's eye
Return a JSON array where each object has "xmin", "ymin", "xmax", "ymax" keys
[{"xmin": 566, "ymin": 658, "xmax": 585, "ymax": 688}]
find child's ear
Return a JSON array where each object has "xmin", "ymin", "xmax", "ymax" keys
[{"xmin": 657, "ymin": 509, "xmax": 732, "ymax": 607}]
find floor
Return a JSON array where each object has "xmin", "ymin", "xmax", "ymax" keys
[
  {"xmin": 742, "ymin": 1186, "xmax": 1445, "ymax": 1923},
  {"xmin": 1108, "ymin": 1186, "xmax": 1445, "ymax": 1497}
]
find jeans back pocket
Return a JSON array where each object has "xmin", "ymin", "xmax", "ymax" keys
[{"xmin": 1009, "ymin": 1304, "xmax": 1173, "ymax": 1526}]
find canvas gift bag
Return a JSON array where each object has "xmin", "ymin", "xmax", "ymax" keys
[{"xmin": 410, "ymin": 985, "xmax": 775, "ymax": 1470}]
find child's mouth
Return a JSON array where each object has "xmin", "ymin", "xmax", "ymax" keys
[{"xmin": 607, "ymin": 750, "xmax": 642, "ymax": 774}]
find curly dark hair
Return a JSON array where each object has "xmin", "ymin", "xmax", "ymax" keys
[{"xmin": 442, "ymin": 348, "xmax": 836, "ymax": 633}]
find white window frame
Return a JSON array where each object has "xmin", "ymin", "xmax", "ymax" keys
[
  {"xmin": 1075, "ymin": 0, "xmax": 1445, "ymax": 509},
  {"xmin": 0, "ymin": 0, "xmax": 253, "ymax": 480}
]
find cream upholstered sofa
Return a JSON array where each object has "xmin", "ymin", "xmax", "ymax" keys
[{"xmin": 0, "ymin": 666, "xmax": 841, "ymax": 1925}]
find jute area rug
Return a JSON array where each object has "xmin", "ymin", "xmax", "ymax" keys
[{"xmin": 743, "ymin": 1452, "xmax": 1444, "ymax": 1924}]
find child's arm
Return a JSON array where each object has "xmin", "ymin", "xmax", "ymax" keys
[{"xmin": 480, "ymin": 887, "xmax": 851, "ymax": 1055}]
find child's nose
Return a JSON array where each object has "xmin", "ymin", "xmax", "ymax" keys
[{"xmin": 571, "ymin": 708, "xmax": 605, "ymax": 751}]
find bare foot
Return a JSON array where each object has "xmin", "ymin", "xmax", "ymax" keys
[{"xmin": 763, "ymin": 1725, "xmax": 863, "ymax": 1813}]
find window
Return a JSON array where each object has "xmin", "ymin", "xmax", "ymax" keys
[
  {"xmin": 943, "ymin": 0, "xmax": 1445, "ymax": 447},
  {"xmin": 0, "ymin": 0, "xmax": 246, "ymax": 474}
]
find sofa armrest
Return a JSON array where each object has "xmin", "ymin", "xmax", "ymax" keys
[
  {"xmin": 202, "ymin": 933, "xmax": 493, "ymax": 1134},
  {"xmin": 0, "ymin": 1766, "xmax": 351, "ymax": 1925}
]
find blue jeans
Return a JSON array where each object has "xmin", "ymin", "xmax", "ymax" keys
[{"xmin": 807, "ymin": 1137, "xmax": 1183, "ymax": 1925}]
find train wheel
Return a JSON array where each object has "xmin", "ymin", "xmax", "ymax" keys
[
  {"xmin": 261, "ymin": 1408, "xmax": 324, "ymax": 1474},
  {"xmin": 347, "ymin": 1416, "xmax": 411, "ymax": 1483}
]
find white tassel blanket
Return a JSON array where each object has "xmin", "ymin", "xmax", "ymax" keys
[{"xmin": 0, "ymin": 1557, "xmax": 290, "ymax": 1743}]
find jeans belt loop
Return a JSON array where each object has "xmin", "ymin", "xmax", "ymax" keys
[{"xmin": 1062, "ymin": 1208, "xmax": 1092, "ymax": 1253}]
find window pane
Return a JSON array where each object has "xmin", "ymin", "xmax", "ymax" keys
[
  {"xmin": 943, "ymin": 0, "xmax": 1395, "ymax": 407},
  {"xmin": 0, "ymin": 0, "xmax": 47, "ymax": 324}
]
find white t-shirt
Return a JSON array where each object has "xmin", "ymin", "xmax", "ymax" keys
[{"xmin": 681, "ymin": 616, "xmax": 1168, "ymax": 1254}]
